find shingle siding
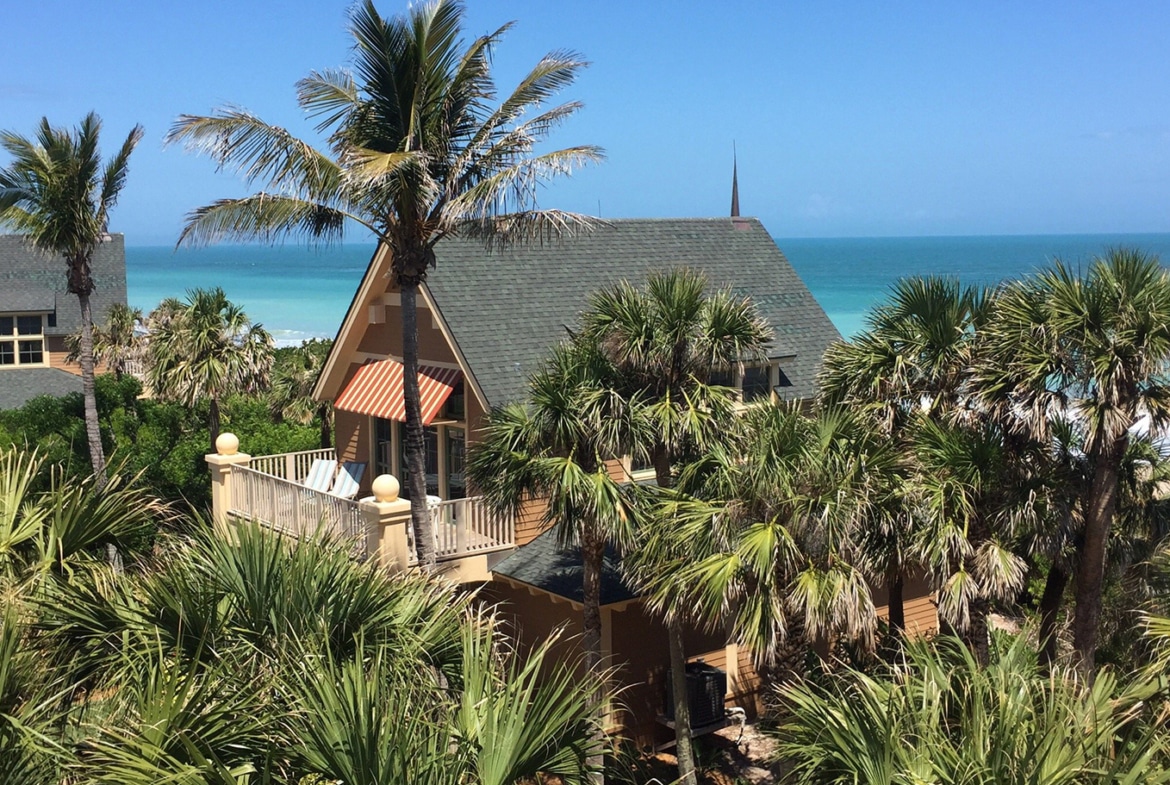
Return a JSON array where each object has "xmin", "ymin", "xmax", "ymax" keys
[{"xmin": 426, "ymin": 217, "xmax": 840, "ymax": 407}]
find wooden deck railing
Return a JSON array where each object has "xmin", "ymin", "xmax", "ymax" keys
[
  {"xmin": 248, "ymin": 448, "xmax": 337, "ymax": 483},
  {"xmin": 234, "ymin": 452, "xmax": 516, "ymax": 566},
  {"xmin": 229, "ymin": 464, "xmax": 365, "ymax": 548},
  {"xmin": 410, "ymin": 496, "xmax": 516, "ymax": 564}
]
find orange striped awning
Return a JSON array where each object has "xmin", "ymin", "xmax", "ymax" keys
[{"xmin": 334, "ymin": 359, "xmax": 462, "ymax": 424}]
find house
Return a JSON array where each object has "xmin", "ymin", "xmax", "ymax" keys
[
  {"xmin": 0, "ymin": 234, "xmax": 128, "ymax": 410},
  {"xmin": 219, "ymin": 215, "xmax": 938, "ymax": 746}
]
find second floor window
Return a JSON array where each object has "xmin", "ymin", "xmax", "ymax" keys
[
  {"xmin": 0, "ymin": 314, "xmax": 45, "ymax": 367},
  {"xmin": 742, "ymin": 365, "xmax": 772, "ymax": 402}
]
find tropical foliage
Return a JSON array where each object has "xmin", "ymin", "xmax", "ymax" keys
[
  {"xmin": 468, "ymin": 338, "xmax": 635, "ymax": 762},
  {"xmin": 66, "ymin": 302, "xmax": 146, "ymax": 379},
  {"xmin": 0, "ymin": 112, "xmax": 143, "ymax": 489},
  {"xmin": 147, "ymin": 287, "xmax": 274, "ymax": 452},
  {"xmin": 0, "ymin": 374, "xmax": 320, "ymax": 510},
  {"xmin": 976, "ymin": 250, "xmax": 1170, "ymax": 672},
  {"xmin": 777, "ymin": 632, "xmax": 1170, "ymax": 785},
  {"xmin": 167, "ymin": 0, "xmax": 602, "ymax": 571},
  {"xmin": 580, "ymin": 267, "xmax": 771, "ymax": 785},
  {"xmin": 269, "ymin": 338, "xmax": 334, "ymax": 448},
  {"xmin": 0, "ymin": 450, "xmax": 607, "ymax": 784}
]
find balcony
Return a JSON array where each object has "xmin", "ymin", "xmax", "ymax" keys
[{"xmin": 224, "ymin": 447, "xmax": 516, "ymax": 567}]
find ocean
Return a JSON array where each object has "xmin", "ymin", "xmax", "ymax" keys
[{"xmin": 126, "ymin": 233, "xmax": 1170, "ymax": 345}]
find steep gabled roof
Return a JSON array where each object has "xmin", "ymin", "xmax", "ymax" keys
[
  {"xmin": 425, "ymin": 217, "xmax": 840, "ymax": 407},
  {"xmin": 0, "ymin": 234, "xmax": 128, "ymax": 336}
]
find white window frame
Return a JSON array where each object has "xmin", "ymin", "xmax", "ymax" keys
[{"xmin": 0, "ymin": 312, "xmax": 48, "ymax": 368}]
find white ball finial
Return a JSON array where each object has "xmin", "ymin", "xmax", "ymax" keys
[
  {"xmin": 216, "ymin": 432, "xmax": 239, "ymax": 456},
  {"xmin": 371, "ymin": 474, "xmax": 400, "ymax": 502}
]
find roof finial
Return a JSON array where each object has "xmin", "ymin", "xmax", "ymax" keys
[{"xmin": 730, "ymin": 142, "xmax": 740, "ymax": 218}]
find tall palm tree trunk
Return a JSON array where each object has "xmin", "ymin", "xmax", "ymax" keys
[
  {"xmin": 318, "ymin": 406, "xmax": 332, "ymax": 450},
  {"xmin": 652, "ymin": 446, "xmax": 698, "ymax": 785},
  {"xmin": 886, "ymin": 567, "xmax": 905, "ymax": 637},
  {"xmin": 965, "ymin": 597, "xmax": 991, "ymax": 667},
  {"xmin": 401, "ymin": 284, "xmax": 435, "ymax": 572},
  {"xmin": 77, "ymin": 290, "xmax": 108, "ymax": 491},
  {"xmin": 667, "ymin": 616, "xmax": 698, "ymax": 785},
  {"xmin": 1039, "ymin": 563, "xmax": 1068, "ymax": 670},
  {"xmin": 580, "ymin": 525, "xmax": 606, "ymax": 784},
  {"xmin": 1073, "ymin": 435, "xmax": 1126, "ymax": 676},
  {"xmin": 208, "ymin": 397, "xmax": 221, "ymax": 454}
]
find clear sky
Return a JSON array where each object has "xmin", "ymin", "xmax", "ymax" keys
[{"xmin": 4, "ymin": 1, "xmax": 1170, "ymax": 245}]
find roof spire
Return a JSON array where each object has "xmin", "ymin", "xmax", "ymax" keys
[{"xmin": 730, "ymin": 142, "xmax": 740, "ymax": 217}]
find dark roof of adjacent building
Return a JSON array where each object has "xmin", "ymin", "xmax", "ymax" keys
[
  {"xmin": 0, "ymin": 367, "xmax": 83, "ymax": 410},
  {"xmin": 490, "ymin": 528, "xmax": 638, "ymax": 607},
  {"xmin": 427, "ymin": 217, "xmax": 840, "ymax": 407},
  {"xmin": 0, "ymin": 234, "xmax": 128, "ymax": 337}
]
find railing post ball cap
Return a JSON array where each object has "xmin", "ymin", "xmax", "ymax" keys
[
  {"xmin": 215, "ymin": 433, "xmax": 240, "ymax": 456},
  {"xmin": 372, "ymin": 474, "xmax": 400, "ymax": 503}
]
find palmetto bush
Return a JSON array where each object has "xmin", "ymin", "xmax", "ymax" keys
[
  {"xmin": 2, "ymin": 471, "xmax": 607, "ymax": 785},
  {"xmin": 777, "ymin": 632, "xmax": 1170, "ymax": 785}
]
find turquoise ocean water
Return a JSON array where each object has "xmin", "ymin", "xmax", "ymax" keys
[{"xmin": 126, "ymin": 233, "xmax": 1170, "ymax": 345}]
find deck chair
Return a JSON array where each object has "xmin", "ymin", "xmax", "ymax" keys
[
  {"xmin": 302, "ymin": 459, "xmax": 338, "ymax": 493},
  {"xmin": 329, "ymin": 461, "xmax": 366, "ymax": 499}
]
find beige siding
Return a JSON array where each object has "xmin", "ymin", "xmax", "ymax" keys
[
  {"xmin": 513, "ymin": 496, "xmax": 550, "ymax": 547},
  {"xmin": 359, "ymin": 300, "xmax": 459, "ymax": 366},
  {"xmin": 873, "ymin": 571, "xmax": 939, "ymax": 636}
]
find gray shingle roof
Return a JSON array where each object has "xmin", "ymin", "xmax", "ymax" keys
[
  {"xmin": 0, "ymin": 367, "xmax": 83, "ymax": 410},
  {"xmin": 427, "ymin": 218, "xmax": 840, "ymax": 407},
  {"xmin": 0, "ymin": 234, "xmax": 127, "ymax": 336},
  {"xmin": 491, "ymin": 528, "xmax": 637, "ymax": 606}
]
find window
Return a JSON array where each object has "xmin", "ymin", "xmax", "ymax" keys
[
  {"xmin": 708, "ymin": 368, "xmax": 735, "ymax": 388},
  {"xmin": 446, "ymin": 428, "xmax": 466, "ymax": 499},
  {"xmin": 398, "ymin": 422, "xmax": 440, "ymax": 499},
  {"xmin": 0, "ymin": 313, "xmax": 46, "ymax": 367},
  {"xmin": 630, "ymin": 452, "xmax": 654, "ymax": 474},
  {"xmin": 774, "ymin": 366, "xmax": 793, "ymax": 393},
  {"xmin": 442, "ymin": 380, "xmax": 465, "ymax": 421},
  {"xmin": 742, "ymin": 365, "xmax": 772, "ymax": 402}
]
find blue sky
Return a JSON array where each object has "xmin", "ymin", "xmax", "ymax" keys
[{"xmin": 4, "ymin": 1, "xmax": 1170, "ymax": 245}]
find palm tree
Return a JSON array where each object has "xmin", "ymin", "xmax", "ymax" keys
[
  {"xmin": 67, "ymin": 302, "xmax": 145, "ymax": 380},
  {"xmin": 580, "ymin": 268, "xmax": 770, "ymax": 785},
  {"xmin": 0, "ymin": 113, "xmax": 144, "ymax": 489},
  {"xmin": 819, "ymin": 277, "xmax": 986, "ymax": 631},
  {"xmin": 165, "ymin": 0, "xmax": 602, "ymax": 570},
  {"xmin": 467, "ymin": 338, "xmax": 635, "ymax": 779},
  {"xmin": 147, "ymin": 288, "xmax": 273, "ymax": 452},
  {"xmin": 906, "ymin": 416, "xmax": 1039, "ymax": 664},
  {"xmin": 655, "ymin": 404, "xmax": 894, "ymax": 676},
  {"xmin": 269, "ymin": 339, "xmax": 334, "ymax": 448},
  {"xmin": 976, "ymin": 250, "xmax": 1170, "ymax": 673}
]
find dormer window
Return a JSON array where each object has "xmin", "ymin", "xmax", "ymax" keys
[
  {"xmin": 742, "ymin": 365, "xmax": 772, "ymax": 402},
  {"xmin": 0, "ymin": 313, "xmax": 46, "ymax": 367}
]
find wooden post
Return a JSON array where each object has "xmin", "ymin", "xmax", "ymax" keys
[{"xmin": 205, "ymin": 433, "xmax": 251, "ymax": 524}]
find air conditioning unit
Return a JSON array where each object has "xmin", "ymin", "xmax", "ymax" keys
[{"xmin": 663, "ymin": 660, "xmax": 727, "ymax": 728}]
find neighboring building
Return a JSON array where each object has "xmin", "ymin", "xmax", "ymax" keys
[
  {"xmin": 0, "ymin": 234, "xmax": 128, "ymax": 409},
  {"xmin": 294, "ymin": 216, "xmax": 936, "ymax": 745}
]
